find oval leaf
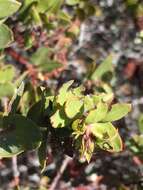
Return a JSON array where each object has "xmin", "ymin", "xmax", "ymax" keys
[
  {"xmin": 3, "ymin": 114, "xmax": 42, "ymax": 150},
  {"xmin": 0, "ymin": 24, "xmax": 13, "ymax": 49},
  {"xmin": 0, "ymin": 65, "xmax": 15, "ymax": 83},
  {"xmin": 65, "ymin": 98, "xmax": 83, "ymax": 119},
  {"xmin": 0, "ymin": 131, "xmax": 24, "ymax": 157},
  {"xmin": 50, "ymin": 108, "xmax": 70, "ymax": 128},
  {"xmin": 91, "ymin": 122, "xmax": 123, "ymax": 152},
  {"xmin": 85, "ymin": 102, "xmax": 108, "ymax": 124},
  {"xmin": 91, "ymin": 54, "xmax": 113, "ymax": 80},
  {"xmin": 0, "ymin": 82, "xmax": 15, "ymax": 98},
  {"xmin": 103, "ymin": 103, "xmax": 131, "ymax": 122},
  {"xmin": 56, "ymin": 80, "xmax": 74, "ymax": 106},
  {"xmin": 0, "ymin": 0, "xmax": 21, "ymax": 19}
]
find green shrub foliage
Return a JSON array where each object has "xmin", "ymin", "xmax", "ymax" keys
[
  {"xmin": 0, "ymin": 81, "xmax": 131, "ymax": 169},
  {"xmin": 0, "ymin": 0, "xmax": 132, "ymax": 172}
]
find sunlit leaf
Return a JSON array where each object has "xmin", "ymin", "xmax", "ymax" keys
[
  {"xmin": 0, "ymin": 0, "xmax": 21, "ymax": 19},
  {"xmin": 91, "ymin": 122, "xmax": 123, "ymax": 152},
  {"xmin": 91, "ymin": 54, "xmax": 113, "ymax": 80},
  {"xmin": 84, "ymin": 95, "xmax": 95, "ymax": 111},
  {"xmin": 50, "ymin": 108, "xmax": 70, "ymax": 128},
  {"xmin": 65, "ymin": 97, "xmax": 83, "ymax": 119},
  {"xmin": 9, "ymin": 82, "xmax": 25, "ymax": 114},
  {"xmin": 0, "ymin": 65, "xmax": 15, "ymax": 83},
  {"xmin": 56, "ymin": 80, "xmax": 74, "ymax": 106},
  {"xmin": 103, "ymin": 103, "xmax": 131, "ymax": 122},
  {"xmin": 0, "ymin": 82, "xmax": 15, "ymax": 98},
  {"xmin": 37, "ymin": 0, "xmax": 63, "ymax": 14},
  {"xmin": 85, "ymin": 102, "xmax": 108, "ymax": 124},
  {"xmin": 0, "ymin": 24, "xmax": 13, "ymax": 49},
  {"xmin": 72, "ymin": 85, "xmax": 85, "ymax": 97},
  {"xmin": 133, "ymin": 134, "xmax": 143, "ymax": 146}
]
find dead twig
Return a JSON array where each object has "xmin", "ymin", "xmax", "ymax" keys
[
  {"xmin": 6, "ymin": 48, "xmax": 38, "ymax": 85},
  {"xmin": 49, "ymin": 156, "xmax": 71, "ymax": 190}
]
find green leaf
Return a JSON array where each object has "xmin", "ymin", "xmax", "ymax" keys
[
  {"xmin": 14, "ymin": 71, "xmax": 28, "ymax": 87},
  {"xmin": 0, "ymin": 131, "xmax": 24, "ymax": 157},
  {"xmin": 126, "ymin": 0, "xmax": 138, "ymax": 6},
  {"xmin": 103, "ymin": 103, "xmax": 131, "ymax": 122},
  {"xmin": 27, "ymin": 98, "xmax": 45, "ymax": 124},
  {"xmin": 38, "ymin": 131, "xmax": 48, "ymax": 173},
  {"xmin": 37, "ymin": 0, "xmax": 63, "ymax": 14},
  {"xmin": 92, "ymin": 93, "xmax": 114, "ymax": 105},
  {"xmin": 102, "ymin": 93, "xmax": 114, "ymax": 104},
  {"xmin": 0, "ymin": 114, "xmax": 41, "ymax": 157},
  {"xmin": 0, "ymin": 0, "xmax": 21, "ymax": 19},
  {"xmin": 0, "ymin": 65, "xmax": 15, "ymax": 83},
  {"xmin": 0, "ymin": 18, "xmax": 7, "ymax": 24},
  {"xmin": 0, "ymin": 82, "xmax": 15, "ymax": 98},
  {"xmin": 0, "ymin": 24, "xmax": 13, "ymax": 49},
  {"xmin": 65, "ymin": 97, "xmax": 83, "ymax": 119},
  {"xmin": 66, "ymin": 0, "xmax": 80, "ymax": 5},
  {"xmin": 56, "ymin": 80, "xmax": 74, "ymax": 106},
  {"xmin": 85, "ymin": 102, "xmax": 108, "ymax": 124},
  {"xmin": 39, "ymin": 61, "xmax": 62, "ymax": 72},
  {"xmin": 30, "ymin": 47, "xmax": 51, "ymax": 66},
  {"xmin": 3, "ymin": 114, "xmax": 42, "ymax": 150},
  {"xmin": 18, "ymin": 0, "xmax": 37, "ymax": 21},
  {"xmin": 36, "ymin": 0, "xmax": 50, "ymax": 13},
  {"xmin": 133, "ymin": 134, "xmax": 143, "ymax": 146},
  {"xmin": 72, "ymin": 85, "xmax": 85, "ymax": 97},
  {"xmin": 58, "ymin": 11, "xmax": 71, "ymax": 24},
  {"xmin": 30, "ymin": 47, "xmax": 62, "ymax": 72},
  {"xmin": 92, "ymin": 94, "xmax": 103, "ymax": 105},
  {"xmin": 19, "ymin": 0, "xmax": 37, "ymax": 14},
  {"xmin": 91, "ymin": 122, "xmax": 123, "ymax": 152},
  {"xmin": 8, "ymin": 82, "xmax": 25, "ymax": 114},
  {"xmin": 91, "ymin": 54, "xmax": 113, "ymax": 80},
  {"xmin": 72, "ymin": 119, "xmax": 83, "ymax": 131},
  {"xmin": 138, "ymin": 114, "xmax": 143, "ymax": 133},
  {"xmin": 84, "ymin": 95, "xmax": 95, "ymax": 111},
  {"xmin": 50, "ymin": 108, "xmax": 70, "ymax": 128},
  {"xmin": 20, "ymin": 87, "xmax": 36, "ymax": 116}
]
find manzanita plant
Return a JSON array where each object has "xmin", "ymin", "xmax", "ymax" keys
[
  {"xmin": 0, "ymin": 80, "xmax": 131, "ymax": 172},
  {"xmin": 0, "ymin": 0, "xmax": 132, "ymax": 174}
]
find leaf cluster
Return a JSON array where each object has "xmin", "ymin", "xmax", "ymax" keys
[{"xmin": 0, "ymin": 80, "xmax": 131, "ymax": 168}]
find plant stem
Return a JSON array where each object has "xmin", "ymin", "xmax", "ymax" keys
[{"xmin": 49, "ymin": 156, "xmax": 71, "ymax": 190}]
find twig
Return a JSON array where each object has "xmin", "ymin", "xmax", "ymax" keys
[
  {"xmin": 6, "ymin": 48, "xmax": 38, "ymax": 84},
  {"xmin": 49, "ymin": 156, "xmax": 71, "ymax": 190},
  {"xmin": 11, "ymin": 156, "xmax": 20, "ymax": 188}
]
